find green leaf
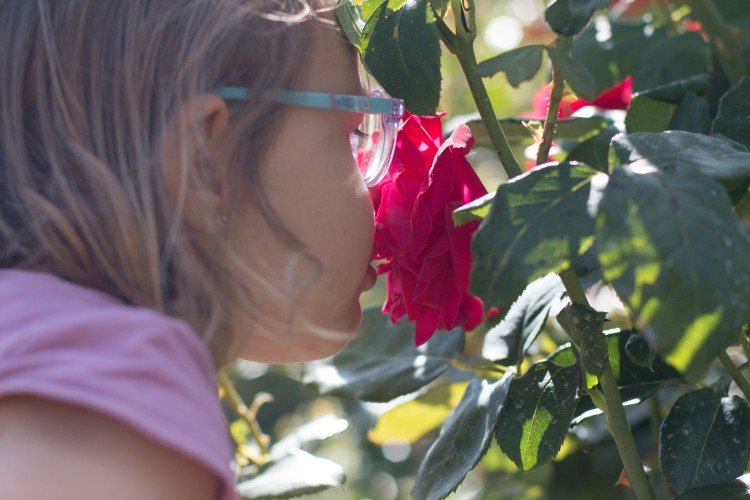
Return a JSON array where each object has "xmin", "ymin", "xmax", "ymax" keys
[
  {"xmin": 632, "ymin": 32, "xmax": 710, "ymax": 92},
  {"xmin": 237, "ymin": 450, "xmax": 345, "ymax": 499},
  {"xmin": 556, "ymin": 303, "xmax": 608, "ymax": 377},
  {"xmin": 547, "ymin": 343, "xmax": 578, "ymax": 367},
  {"xmin": 361, "ymin": 0, "xmax": 384, "ymax": 21},
  {"xmin": 482, "ymin": 274, "xmax": 566, "ymax": 365},
  {"xmin": 668, "ymin": 92, "xmax": 711, "ymax": 134},
  {"xmin": 471, "ymin": 162, "xmax": 600, "ymax": 309},
  {"xmin": 571, "ymin": 21, "xmax": 667, "ymax": 93},
  {"xmin": 361, "ymin": 0, "xmax": 409, "ymax": 21},
  {"xmin": 361, "ymin": 0, "xmax": 441, "ymax": 115},
  {"xmin": 303, "ymin": 306, "xmax": 464, "ymax": 402},
  {"xmin": 476, "ymin": 45, "xmax": 545, "ymax": 88},
  {"xmin": 453, "ymin": 191, "xmax": 495, "ymax": 226},
  {"xmin": 635, "ymin": 73, "xmax": 712, "ymax": 104},
  {"xmin": 495, "ymin": 361, "xmax": 580, "ymax": 471},
  {"xmin": 412, "ymin": 370, "xmax": 515, "ymax": 500},
  {"xmin": 603, "ymin": 329, "xmax": 682, "ymax": 408},
  {"xmin": 549, "ymin": 330, "xmax": 682, "ymax": 421},
  {"xmin": 335, "ymin": 0, "xmax": 364, "ymax": 48},
  {"xmin": 624, "ymin": 95, "xmax": 677, "ymax": 133},
  {"xmin": 714, "ymin": 0, "xmax": 750, "ymax": 26},
  {"xmin": 270, "ymin": 415, "xmax": 349, "ymax": 460},
  {"xmin": 714, "ymin": 76, "xmax": 750, "ymax": 149},
  {"xmin": 674, "ymin": 474, "xmax": 750, "ymax": 500},
  {"xmin": 547, "ymin": 47, "xmax": 598, "ymax": 101},
  {"xmin": 572, "ymin": 243, "xmax": 601, "ymax": 277},
  {"xmin": 465, "ymin": 116, "xmax": 611, "ymax": 147},
  {"xmin": 368, "ymin": 382, "xmax": 468, "ymax": 445},
  {"xmin": 566, "ymin": 125, "xmax": 619, "ymax": 172},
  {"xmin": 624, "ymin": 333, "xmax": 656, "ymax": 370},
  {"xmin": 611, "ymin": 131, "xmax": 750, "ymax": 190},
  {"xmin": 568, "ymin": 0, "xmax": 612, "ymax": 13},
  {"xmin": 660, "ymin": 388, "xmax": 750, "ymax": 494},
  {"xmin": 596, "ymin": 165, "xmax": 750, "ymax": 380},
  {"xmin": 545, "ymin": 0, "xmax": 593, "ymax": 37}
]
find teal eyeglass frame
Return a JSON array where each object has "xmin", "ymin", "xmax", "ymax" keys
[
  {"xmin": 213, "ymin": 87, "xmax": 405, "ymax": 187},
  {"xmin": 213, "ymin": 87, "xmax": 404, "ymax": 120}
]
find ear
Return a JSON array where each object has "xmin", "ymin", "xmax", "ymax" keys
[{"xmin": 159, "ymin": 93, "xmax": 231, "ymax": 233}]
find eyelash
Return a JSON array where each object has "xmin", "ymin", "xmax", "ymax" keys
[{"xmin": 351, "ymin": 128, "xmax": 370, "ymax": 139}]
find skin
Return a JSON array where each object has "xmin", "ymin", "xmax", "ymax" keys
[
  {"xmin": 0, "ymin": 10, "xmax": 373, "ymax": 500},
  {"xmin": 226, "ymin": 19, "xmax": 376, "ymax": 362},
  {"xmin": 164, "ymin": 16, "xmax": 377, "ymax": 363},
  {"xmin": 0, "ymin": 397, "xmax": 217, "ymax": 499}
]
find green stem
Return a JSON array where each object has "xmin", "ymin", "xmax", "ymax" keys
[
  {"xmin": 548, "ymin": 32, "xmax": 653, "ymax": 492},
  {"xmin": 558, "ymin": 267, "xmax": 587, "ymax": 304},
  {"xmin": 686, "ymin": 0, "xmax": 749, "ymax": 85},
  {"xmin": 719, "ymin": 350, "xmax": 750, "ymax": 401},
  {"xmin": 558, "ymin": 270, "xmax": 656, "ymax": 500},
  {"xmin": 600, "ymin": 367, "xmax": 657, "ymax": 500},
  {"xmin": 537, "ymin": 36, "xmax": 572, "ymax": 166},
  {"xmin": 441, "ymin": 0, "xmax": 522, "ymax": 179},
  {"xmin": 453, "ymin": 44, "xmax": 523, "ymax": 178},
  {"xmin": 431, "ymin": 7, "xmax": 459, "ymax": 51},
  {"xmin": 219, "ymin": 372, "xmax": 271, "ymax": 464},
  {"xmin": 450, "ymin": 0, "xmax": 476, "ymax": 42}
]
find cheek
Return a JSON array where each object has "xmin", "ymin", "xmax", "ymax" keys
[
  {"xmin": 287, "ymin": 128, "xmax": 375, "ymax": 278},
  {"xmin": 313, "ymin": 184, "xmax": 374, "ymax": 285},
  {"xmin": 238, "ymin": 112, "xmax": 376, "ymax": 339}
]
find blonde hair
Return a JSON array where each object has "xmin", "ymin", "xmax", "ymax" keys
[{"xmin": 0, "ymin": 0, "xmax": 326, "ymax": 366}]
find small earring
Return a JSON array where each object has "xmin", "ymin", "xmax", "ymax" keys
[{"xmin": 217, "ymin": 214, "xmax": 230, "ymax": 225}]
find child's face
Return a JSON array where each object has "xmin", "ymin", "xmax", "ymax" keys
[{"xmin": 230, "ymin": 20, "xmax": 377, "ymax": 362}]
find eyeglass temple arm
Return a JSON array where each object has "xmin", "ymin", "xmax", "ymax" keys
[{"xmin": 213, "ymin": 87, "xmax": 404, "ymax": 119}]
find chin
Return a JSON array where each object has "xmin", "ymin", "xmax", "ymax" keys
[
  {"xmin": 302, "ymin": 311, "xmax": 362, "ymax": 360},
  {"xmin": 302, "ymin": 336, "xmax": 353, "ymax": 361},
  {"xmin": 262, "ymin": 335, "xmax": 356, "ymax": 363}
]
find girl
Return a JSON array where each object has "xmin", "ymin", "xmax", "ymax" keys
[{"xmin": 0, "ymin": 1, "xmax": 400, "ymax": 498}]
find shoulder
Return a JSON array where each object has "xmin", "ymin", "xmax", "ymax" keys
[
  {"xmin": 0, "ymin": 270, "xmax": 238, "ymax": 500},
  {"xmin": 0, "ymin": 396, "xmax": 218, "ymax": 500}
]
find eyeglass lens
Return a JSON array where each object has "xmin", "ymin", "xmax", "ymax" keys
[{"xmin": 351, "ymin": 93, "xmax": 398, "ymax": 188}]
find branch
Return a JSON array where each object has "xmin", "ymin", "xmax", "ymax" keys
[
  {"xmin": 219, "ymin": 372, "xmax": 272, "ymax": 465},
  {"xmin": 537, "ymin": 36, "xmax": 571, "ymax": 165},
  {"xmin": 432, "ymin": 5, "xmax": 459, "ymax": 53},
  {"xmin": 455, "ymin": 45, "xmax": 524, "ymax": 178},
  {"xmin": 558, "ymin": 270, "xmax": 656, "ymax": 500},
  {"xmin": 437, "ymin": 0, "xmax": 522, "ymax": 178}
]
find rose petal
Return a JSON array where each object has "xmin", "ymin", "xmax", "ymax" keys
[
  {"xmin": 373, "ymin": 113, "xmax": 490, "ymax": 344},
  {"xmin": 415, "ymin": 308, "xmax": 441, "ymax": 346}
]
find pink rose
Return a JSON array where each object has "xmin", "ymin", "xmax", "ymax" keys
[{"xmin": 371, "ymin": 113, "xmax": 487, "ymax": 345}]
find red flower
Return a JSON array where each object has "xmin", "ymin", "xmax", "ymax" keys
[
  {"xmin": 531, "ymin": 76, "xmax": 632, "ymax": 119},
  {"xmin": 371, "ymin": 113, "xmax": 487, "ymax": 345}
]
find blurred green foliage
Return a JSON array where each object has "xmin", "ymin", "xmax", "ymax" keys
[{"xmin": 227, "ymin": 0, "xmax": 750, "ymax": 498}]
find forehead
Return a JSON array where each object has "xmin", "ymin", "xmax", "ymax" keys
[{"xmin": 303, "ymin": 16, "xmax": 363, "ymax": 95}]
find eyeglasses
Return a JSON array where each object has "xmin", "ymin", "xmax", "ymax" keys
[{"xmin": 213, "ymin": 87, "xmax": 404, "ymax": 187}]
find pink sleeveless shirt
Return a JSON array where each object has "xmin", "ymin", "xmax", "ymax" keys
[{"xmin": 0, "ymin": 269, "xmax": 237, "ymax": 500}]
